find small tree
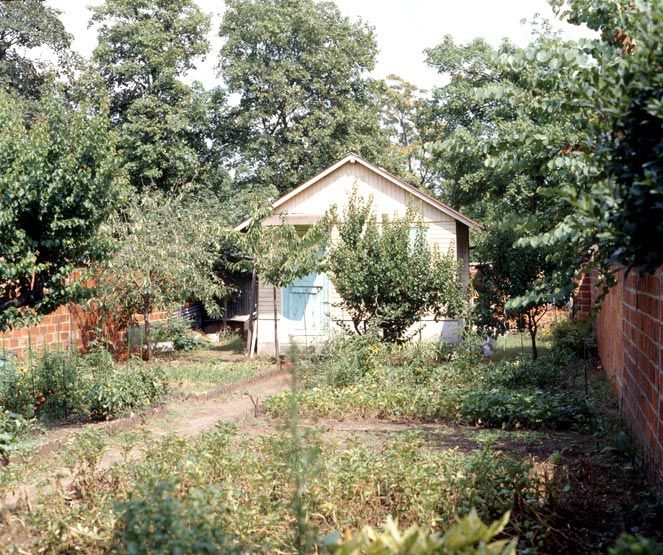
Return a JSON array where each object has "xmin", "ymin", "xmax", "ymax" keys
[
  {"xmin": 237, "ymin": 209, "xmax": 327, "ymax": 359},
  {"xmin": 94, "ymin": 188, "xmax": 226, "ymax": 359},
  {"xmin": 326, "ymin": 194, "xmax": 464, "ymax": 343},
  {"xmin": 473, "ymin": 218, "xmax": 561, "ymax": 360}
]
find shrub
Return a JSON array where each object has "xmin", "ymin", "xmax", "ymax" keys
[
  {"xmin": 458, "ymin": 388, "xmax": 591, "ymax": 430},
  {"xmin": 482, "ymin": 358, "xmax": 565, "ymax": 390},
  {"xmin": 152, "ymin": 317, "xmax": 204, "ymax": 352},
  {"xmin": 0, "ymin": 409, "xmax": 32, "ymax": 464},
  {"xmin": 608, "ymin": 534, "xmax": 663, "ymax": 555},
  {"xmin": 86, "ymin": 353, "xmax": 168, "ymax": 420},
  {"xmin": 112, "ymin": 477, "xmax": 230, "ymax": 554},
  {"xmin": 326, "ymin": 193, "xmax": 465, "ymax": 343},
  {"xmin": 318, "ymin": 334, "xmax": 388, "ymax": 388},
  {"xmin": 0, "ymin": 349, "xmax": 168, "ymax": 423},
  {"xmin": 549, "ymin": 317, "xmax": 596, "ymax": 360}
]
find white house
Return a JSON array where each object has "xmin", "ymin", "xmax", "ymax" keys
[{"xmin": 235, "ymin": 154, "xmax": 481, "ymax": 355}]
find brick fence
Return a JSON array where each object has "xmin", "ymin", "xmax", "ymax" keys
[
  {"xmin": 578, "ymin": 267, "xmax": 662, "ymax": 486},
  {"xmin": 0, "ymin": 304, "xmax": 167, "ymax": 358}
]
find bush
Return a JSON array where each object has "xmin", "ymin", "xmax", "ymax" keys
[
  {"xmin": 458, "ymin": 388, "xmax": 592, "ymax": 430},
  {"xmin": 0, "ymin": 409, "xmax": 32, "ymax": 464},
  {"xmin": 549, "ymin": 317, "xmax": 596, "ymax": 360},
  {"xmin": 113, "ymin": 477, "xmax": 230, "ymax": 553},
  {"xmin": 0, "ymin": 349, "xmax": 168, "ymax": 423},
  {"xmin": 152, "ymin": 316, "xmax": 204, "ymax": 352},
  {"xmin": 608, "ymin": 534, "xmax": 663, "ymax": 555},
  {"xmin": 85, "ymin": 351, "xmax": 168, "ymax": 420},
  {"xmin": 317, "ymin": 334, "xmax": 388, "ymax": 388}
]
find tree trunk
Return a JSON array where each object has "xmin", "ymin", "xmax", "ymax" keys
[
  {"xmin": 526, "ymin": 313, "xmax": 538, "ymax": 361},
  {"xmin": 273, "ymin": 285, "xmax": 279, "ymax": 361},
  {"xmin": 143, "ymin": 302, "xmax": 152, "ymax": 361}
]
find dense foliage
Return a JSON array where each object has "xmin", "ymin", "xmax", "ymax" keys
[
  {"xmin": 543, "ymin": 0, "xmax": 663, "ymax": 274},
  {"xmin": 216, "ymin": 0, "xmax": 392, "ymax": 195},
  {"xmin": 333, "ymin": 511, "xmax": 516, "ymax": 555},
  {"xmin": 326, "ymin": 194, "xmax": 464, "ymax": 342},
  {"xmin": 94, "ymin": 188, "xmax": 226, "ymax": 359},
  {"xmin": 0, "ymin": 0, "xmax": 72, "ymax": 98},
  {"xmin": 91, "ymin": 0, "xmax": 217, "ymax": 194},
  {"xmin": 0, "ymin": 348, "xmax": 167, "ymax": 423},
  {"xmin": 0, "ymin": 91, "xmax": 126, "ymax": 331},
  {"xmin": 267, "ymin": 336, "xmax": 592, "ymax": 430}
]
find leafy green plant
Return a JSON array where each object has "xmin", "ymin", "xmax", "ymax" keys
[
  {"xmin": 152, "ymin": 317, "xmax": 204, "ymax": 352},
  {"xmin": 113, "ymin": 476, "xmax": 231, "ymax": 554},
  {"xmin": 326, "ymin": 193, "xmax": 465, "ymax": 343},
  {"xmin": 458, "ymin": 388, "xmax": 591, "ymax": 430},
  {"xmin": 0, "ymin": 89, "xmax": 126, "ymax": 331},
  {"xmin": 86, "ymin": 356, "xmax": 168, "ymax": 420},
  {"xmin": 549, "ymin": 317, "xmax": 596, "ymax": 360},
  {"xmin": 0, "ymin": 349, "xmax": 167, "ymax": 423},
  {"xmin": 608, "ymin": 534, "xmax": 663, "ymax": 555},
  {"xmin": 331, "ymin": 510, "xmax": 516, "ymax": 555},
  {"xmin": 94, "ymin": 188, "xmax": 226, "ymax": 359},
  {"xmin": 0, "ymin": 409, "xmax": 32, "ymax": 465}
]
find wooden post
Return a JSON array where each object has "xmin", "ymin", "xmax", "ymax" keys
[
  {"xmin": 246, "ymin": 269, "xmax": 257, "ymax": 355},
  {"xmin": 251, "ymin": 290, "xmax": 259, "ymax": 357},
  {"xmin": 273, "ymin": 285, "xmax": 279, "ymax": 361}
]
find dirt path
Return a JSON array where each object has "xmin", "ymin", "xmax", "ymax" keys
[
  {"xmin": 148, "ymin": 370, "xmax": 291, "ymax": 437},
  {"xmin": 1, "ymin": 370, "xmax": 292, "ymax": 511}
]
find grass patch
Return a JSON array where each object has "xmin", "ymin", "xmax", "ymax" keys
[{"xmin": 161, "ymin": 344, "xmax": 272, "ymax": 394}]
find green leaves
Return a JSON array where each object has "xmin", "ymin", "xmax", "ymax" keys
[
  {"xmin": 93, "ymin": 187, "xmax": 227, "ymax": 337},
  {"xmin": 216, "ymin": 0, "xmax": 391, "ymax": 195},
  {"xmin": 326, "ymin": 193, "xmax": 464, "ymax": 342},
  {"xmin": 0, "ymin": 90, "xmax": 126, "ymax": 331},
  {"xmin": 91, "ymin": 0, "xmax": 214, "ymax": 193}
]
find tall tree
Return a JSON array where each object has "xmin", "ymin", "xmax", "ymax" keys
[
  {"xmin": 0, "ymin": 91, "xmax": 126, "ymax": 331},
  {"xmin": 216, "ymin": 0, "xmax": 392, "ymax": 195},
  {"xmin": 91, "ymin": 0, "xmax": 214, "ymax": 192},
  {"xmin": 377, "ymin": 75, "xmax": 438, "ymax": 190},
  {"xmin": 0, "ymin": 0, "xmax": 72, "ymax": 98},
  {"xmin": 541, "ymin": 0, "xmax": 663, "ymax": 275},
  {"xmin": 424, "ymin": 27, "xmax": 595, "ymax": 307}
]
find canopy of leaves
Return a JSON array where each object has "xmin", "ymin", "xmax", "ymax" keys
[
  {"xmin": 427, "ymin": 1, "xmax": 662, "ymax": 308},
  {"xmin": 0, "ymin": 90, "xmax": 126, "ymax": 331},
  {"xmin": 216, "ymin": 0, "xmax": 393, "ymax": 195},
  {"xmin": 543, "ymin": 0, "xmax": 663, "ymax": 274},
  {"xmin": 91, "ymin": 0, "xmax": 216, "ymax": 192},
  {"xmin": 0, "ymin": 0, "xmax": 72, "ymax": 98},
  {"xmin": 326, "ymin": 193, "xmax": 464, "ymax": 343},
  {"xmin": 94, "ymin": 187, "xmax": 227, "ymax": 329},
  {"xmin": 376, "ymin": 75, "xmax": 439, "ymax": 189}
]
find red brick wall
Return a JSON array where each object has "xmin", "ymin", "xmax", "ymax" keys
[
  {"xmin": 0, "ymin": 304, "xmax": 168, "ymax": 358},
  {"xmin": 592, "ymin": 266, "xmax": 662, "ymax": 486}
]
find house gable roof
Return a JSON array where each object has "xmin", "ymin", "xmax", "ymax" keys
[{"xmin": 235, "ymin": 154, "xmax": 482, "ymax": 231}]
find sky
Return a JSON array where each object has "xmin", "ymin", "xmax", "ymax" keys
[{"xmin": 48, "ymin": 0, "xmax": 593, "ymax": 91}]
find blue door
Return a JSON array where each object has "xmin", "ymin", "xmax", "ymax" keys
[{"xmin": 282, "ymin": 273, "xmax": 328, "ymax": 335}]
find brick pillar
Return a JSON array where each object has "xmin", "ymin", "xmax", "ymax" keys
[{"xmin": 574, "ymin": 272, "xmax": 593, "ymax": 319}]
